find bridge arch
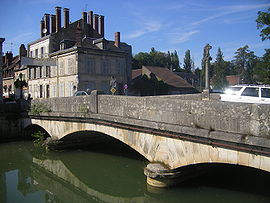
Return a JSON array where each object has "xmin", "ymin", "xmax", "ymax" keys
[{"xmin": 23, "ymin": 118, "xmax": 270, "ymax": 187}]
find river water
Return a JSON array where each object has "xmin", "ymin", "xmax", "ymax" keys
[{"xmin": 1, "ymin": 140, "xmax": 270, "ymax": 203}]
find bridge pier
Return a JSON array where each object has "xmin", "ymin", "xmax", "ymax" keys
[{"xmin": 144, "ymin": 163, "xmax": 208, "ymax": 188}]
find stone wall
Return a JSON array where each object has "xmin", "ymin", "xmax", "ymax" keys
[
  {"xmin": 29, "ymin": 94, "xmax": 270, "ymax": 138},
  {"xmin": 0, "ymin": 103, "xmax": 23, "ymax": 140}
]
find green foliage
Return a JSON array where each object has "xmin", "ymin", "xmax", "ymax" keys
[
  {"xmin": 30, "ymin": 103, "xmax": 51, "ymax": 115},
  {"xmin": 254, "ymin": 49, "xmax": 270, "ymax": 84},
  {"xmin": 14, "ymin": 79, "xmax": 28, "ymax": 89},
  {"xmin": 79, "ymin": 105, "xmax": 89, "ymax": 113},
  {"xmin": 211, "ymin": 48, "xmax": 228, "ymax": 89},
  {"xmin": 183, "ymin": 49, "xmax": 193, "ymax": 73},
  {"xmin": 132, "ymin": 48, "xmax": 182, "ymax": 71},
  {"xmin": 256, "ymin": 8, "xmax": 270, "ymax": 41},
  {"xmin": 233, "ymin": 45, "xmax": 258, "ymax": 84},
  {"xmin": 32, "ymin": 131, "xmax": 45, "ymax": 147}
]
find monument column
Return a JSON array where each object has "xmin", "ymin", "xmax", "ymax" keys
[
  {"xmin": 0, "ymin": 38, "xmax": 5, "ymax": 103},
  {"xmin": 201, "ymin": 43, "xmax": 212, "ymax": 101}
]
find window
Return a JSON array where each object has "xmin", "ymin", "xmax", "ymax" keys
[
  {"xmin": 41, "ymin": 47, "xmax": 44, "ymax": 58},
  {"xmin": 30, "ymin": 51, "xmax": 33, "ymax": 58},
  {"xmin": 261, "ymin": 88, "xmax": 270, "ymax": 98},
  {"xmin": 241, "ymin": 87, "xmax": 259, "ymax": 97},
  {"xmin": 101, "ymin": 60, "xmax": 110, "ymax": 74},
  {"xmin": 33, "ymin": 67, "xmax": 37, "ymax": 79},
  {"xmin": 46, "ymin": 66, "xmax": 50, "ymax": 77},
  {"xmin": 46, "ymin": 85, "xmax": 50, "ymax": 98},
  {"xmin": 68, "ymin": 59, "xmax": 74, "ymax": 74},
  {"xmin": 59, "ymin": 62, "xmax": 64, "ymax": 75},
  {"xmin": 87, "ymin": 59, "xmax": 96, "ymax": 74},
  {"xmin": 40, "ymin": 85, "xmax": 43, "ymax": 98},
  {"xmin": 35, "ymin": 49, "xmax": 38, "ymax": 58}
]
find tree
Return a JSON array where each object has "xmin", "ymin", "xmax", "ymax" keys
[
  {"xmin": 256, "ymin": 8, "xmax": 270, "ymax": 41},
  {"xmin": 183, "ymin": 49, "xmax": 192, "ymax": 73},
  {"xmin": 132, "ymin": 48, "xmax": 182, "ymax": 71},
  {"xmin": 254, "ymin": 49, "xmax": 270, "ymax": 84},
  {"xmin": 211, "ymin": 48, "xmax": 227, "ymax": 89},
  {"xmin": 233, "ymin": 45, "xmax": 257, "ymax": 84}
]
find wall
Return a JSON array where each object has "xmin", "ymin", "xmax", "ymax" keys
[
  {"xmin": 30, "ymin": 94, "xmax": 270, "ymax": 138},
  {"xmin": 0, "ymin": 103, "xmax": 23, "ymax": 140}
]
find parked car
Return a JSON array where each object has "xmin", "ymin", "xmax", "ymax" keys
[
  {"xmin": 74, "ymin": 91, "xmax": 89, "ymax": 96},
  {"xmin": 220, "ymin": 85, "xmax": 270, "ymax": 104}
]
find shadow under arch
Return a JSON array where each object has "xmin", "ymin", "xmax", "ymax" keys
[
  {"xmin": 23, "ymin": 124, "xmax": 50, "ymax": 140},
  {"xmin": 57, "ymin": 130, "xmax": 147, "ymax": 161},
  {"xmin": 166, "ymin": 162, "xmax": 270, "ymax": 195}
]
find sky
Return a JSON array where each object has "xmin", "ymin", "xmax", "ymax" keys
[{"xmin": 0, "ymin": 0, "xmax": 269, "ymax": 68}]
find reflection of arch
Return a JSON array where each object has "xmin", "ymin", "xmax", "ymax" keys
[{"xmin": 32, "ymin": 157, "xmax": 153, "ymax": 202}]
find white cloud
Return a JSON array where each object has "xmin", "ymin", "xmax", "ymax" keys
[
  {"xmin": 170, "ymin": 30, "xmax": 200, "ymax": 44},
  {"xmin": 192, "ymin": 3, "xmax": 270, "ymax": 26},
  {"xmin": 123, "ymin": 20, "xmax": 163, "ymax": 39}
]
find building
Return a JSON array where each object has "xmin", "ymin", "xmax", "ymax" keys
[
  {"xmin": 131, "ymin": 66, "xmax": 198, "ymax": 96},
  {"xmin": 24, "ymin": 7, "xmax": 132, "ymax": 99},
  {"xmin": 2, "ymin": 44, "xmax": 28, "ymax": 99}
]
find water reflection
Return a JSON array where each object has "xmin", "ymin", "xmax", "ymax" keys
[
  {"xmin": 0, "ymin": 141, "xmax": 154, "ymax": 203},
  {"xmin": 1, "ymin": 141, "xmax": 270, "ymax": 203}
]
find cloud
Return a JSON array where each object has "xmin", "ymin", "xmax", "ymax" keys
[
  {"xmin": 170, "ymin": 30, "xmax": 200, "ymax": 44},
  {"xmin": 123, "ymin": 20, "xmax": 163, "ymax": 39},
  {"xmin": 191, "ymin": 3, "xmax": 270, "ymax": 26}
]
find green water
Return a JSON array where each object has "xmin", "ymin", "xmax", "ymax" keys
[{"xmin": 1, "ymin": 141, "xmax": 270, "ymax": 203}]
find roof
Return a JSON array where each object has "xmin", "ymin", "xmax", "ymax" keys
[
  {"xmin": 132, "ymin": 69, "xmax": 142, "ymax": 80},
  {"xmin": 142, "ymin": 66, "xmax": 193, "ymax": 88}
]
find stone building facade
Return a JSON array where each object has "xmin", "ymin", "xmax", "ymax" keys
[{"xmin": 26, "ymin": 7, "xmax": 132, "ymax": 99}]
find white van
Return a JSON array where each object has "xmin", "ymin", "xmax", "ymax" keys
[{"xmin": 220, "ymin": 85, "xmax": 270, "ymax": 104}]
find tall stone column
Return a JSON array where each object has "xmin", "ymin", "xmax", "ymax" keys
[
  {"xmin": 201, "ymin": 43, "xmax": 212, "ymax": 101},
  {"xmin": 0, "ymin": 38, "xmax": 5, "ymax": 103}
]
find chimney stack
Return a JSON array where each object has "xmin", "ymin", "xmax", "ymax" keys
[
  {"xmin": 63, "ymin": 8, "xmax": 69, "ymax": 28},
  {"xmin": 88, "ymin": 11, "xmax": 93, "ymax": 26},
  {"xmin": 82, "ymin": 12, "xmax": 87, "ymax": 24},
  {"xmin": 44, "ymin": 13, "xmax": 50, "ymax": 35},
  {"xmin": 40, "ymin": 18, "xmax": 45, "ymax": 37},
  {"xmin": 19, "ymin": 44, "xmax": 27, "ymax": 58},
  {"xmin": 93, "ymin": 14, "xmax": 99, "ymax": 31},
  {"xmin": 98, "ymin": 15, "xmax": 104, "ymax": 37},
  {"xmin": 50, "ymin": 14, "xmax": 56, "ymax": 33},
  {"xmin": 55, "ymin": 6, "xmax": 61, "ymax": 32},
  {"xmin": 114, "ymin": 32, "xmax": 120, "ymax": 48}
]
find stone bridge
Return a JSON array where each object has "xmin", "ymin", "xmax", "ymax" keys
[{"xmin": 21, "ymin": 92, "xmax": 270, "ymax": 187}]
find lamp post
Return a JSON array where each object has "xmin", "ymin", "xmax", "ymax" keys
[{"xmin": 0, "ymin": 38, "xmax": 5, "ymax": 103}]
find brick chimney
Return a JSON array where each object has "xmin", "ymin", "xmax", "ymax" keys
[
  {"xmin": 93, "ymin": 14, "xmax": 99, "ymax": 32},
  {"xmin": 82, "ymin": 12, "xmax": 87, "ymax": 24},
  {"xmin": 114, "ymin": 32, "xmax": 120, "ymax": 48},
  {"xmin": 88, "ymin": 11, "xmax": 93, "ymax": 26},
  {"xmin": 98, "ymin": 15, "xmax": 104, "ymax": 37},
  {"xmin": 19, "ymin": 44, "xmax": 27, "ymax": 59},
  {"xmin": 40, "ymin": 18, "xmax": 45, "ymax": 37},
  {"xmin": 44, "ymin": 13, "xmax": 50, "ymax": 35},
  {"xmin": 5, "ymin": 52, "xmax": 13, "ymax": 65},
  {"xmin": 50, "ymin": 14, "xmax": 56, "ymax": 33},
  {"xmin": 55, "ymin": 6, "xmax": 61, "ymax": 32},
  {"xmin": 63, "ymin": 8, "xmax": 69, "ymax": 28}
]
